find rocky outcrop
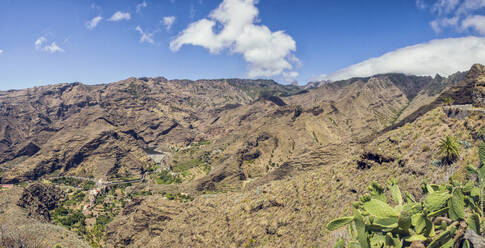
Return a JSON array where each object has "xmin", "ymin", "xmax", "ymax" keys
[
  {"xmin": 105, "ymin": 196, "xmax": 181, "ymax": 248},
  {"xmin": 17, "ymin": 183, "xmax": 65, "ymax": 221},
  {"xmin": 469, "ymin": 64, "xmax": 485, "ymax": 107}
]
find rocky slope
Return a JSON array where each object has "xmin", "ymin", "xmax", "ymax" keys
[{"xmin": 1, "ymin": 65, "xmax": 484, "ymax": 247}]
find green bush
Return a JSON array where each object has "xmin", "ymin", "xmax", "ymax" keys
[{"xmin": 442, "ymin": 97, "xmax": 455, "ymax": 106}]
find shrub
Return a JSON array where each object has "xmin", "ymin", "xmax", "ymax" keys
[
  {"xmin": 442, "ymin": 97, "xmax": 455, "ymax": 106},
  {"xmin": 439, "ymin": 136, "xmax": 461, "ymax": 164}
]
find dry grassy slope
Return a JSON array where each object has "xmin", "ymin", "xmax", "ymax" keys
[
  {"xmin": 286, "ymin": 75, "xmax": 416, "ymax": 139},
  {"xmin": 105, "ymin": 107, "xmax": 484, "ymax": 248},
  {"xmin": 0, "ymin": 186, "xmax": 90, "ymax": 248},
  {"xmin": 104, "ymin": 67, "xmax": 484, "ymax": 247},
  {"xmin": 168, "ymin": 74, "xmax": 429, "ymax": 195}
]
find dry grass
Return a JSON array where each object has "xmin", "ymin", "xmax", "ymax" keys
[{"xmin": 0, "ymin": 225, "xmax": 47, "ymax": 248}]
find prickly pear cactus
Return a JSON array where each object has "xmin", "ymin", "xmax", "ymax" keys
[{"xmin": 327, "ymin": 178, "xmax": 484, "ymax": 248}]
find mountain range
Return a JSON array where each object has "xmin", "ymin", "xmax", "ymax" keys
[{"xmin": 0, "ymin": 64, "xmax": 484, "ymax": 247}]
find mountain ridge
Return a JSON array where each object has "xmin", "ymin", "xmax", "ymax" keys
[{"xmin": 0, "ymin": 65, "xmax": 484, "ymax": 247}]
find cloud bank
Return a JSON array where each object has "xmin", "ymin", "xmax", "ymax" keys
[
  {"xmin": 35, "ymin": 36, "xmax": 64, "ymax": 53},
  {"xmin": 109, "ymin": 11, "xmax": 131, "ymax": 22},
  {"xmin": 320, "ymin": 37, "xmax": 485, "ymax": 81},
  {"xmin": 170, "ymin": 0, "xmax": 299, "ymax": 79}
]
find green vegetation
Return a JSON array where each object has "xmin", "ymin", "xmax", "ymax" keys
[
  {"xmin": 196, "ymin": 140, "xmax": 211, "ymax": 146},
  {"xmin": 390, "ymin": 103, "xmax": 410, "ymax": 126},
  {"xmin": 439, "ymin": 136, "xmax": 461, "ymax": 164},
  {"xmin": 442, "ymin": 97, "xmax": 455, "ymax": 106},
  {"xmin": 83, "ymin": 181, "xmax": 96, "ymax": 190},
  {"xmin": 52, "ymin": 177, "xmax": 84, "ymax": 187},
  {"xmin": 51, "ymin": 207, "xmax": 86, "ymax": 229},
  {"xmin": 51, "ymin": 177, "xmax": 96, "ymax": 190},
  {"xmin": 161, "ymin": 192, "xmax": 193, "ymax": 202},
  {"xmin": 153, "ymin": 170, "xmax": 182, "ymax": 184},
  {"xmin": 328, "ymin": 179, "xmax": 483, "ymax": 247},
  {"xmin": 173, "ymin": 157, "xmax": 204, "ymax": 173},
  {"xmin": 327, "ymin": 146, "xmax": 485, "ymax": 247},
  {"xmin": 63, "ymin": 190, "xmax": 86, "ymax": 206},
  {"xmin": 85, "ymin": 214, "xmax": 115, "ymax": 248}
]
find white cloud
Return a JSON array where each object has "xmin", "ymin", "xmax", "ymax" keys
[
  {"xmin": 462, "ymin": 15, "xmax": 485, "ymax": 34},
  {"xmin": 163, "ymin": 16, "xmax": 176, "ymax": 31},
  {"xmin": 136, "ymin": 1, "xmax": 147, "ymax": 13},
  {"xmin": 432, "ymin": 0, "xmax": 460, "ymax": 14},
  {"xmin": 86, "ymin": 16, "xmax": 102, "ymax": 30},
  {"xmin": 135, "ymin": 26, "xmax": 155, "ymax": 44},
  {"xmin": 0, "ymin": 50, "xmax": 3, "ymax": 55},
  {"xmin": 416, "ymin": 0, "xmax": 427, "ymax": 9},
  {"xmin": 35, "ymin": 36, "xmax": 46, "ymax": 49},
  {"xmin": 108, "ymin": 11, "xmax": 131, "ymax": 22},
  {"xmin": 170, "ymin": 0, "xmax": 299, "ymax": 79},
  {"xmin": 321, "ymin": 37, "xmax": 485, "ymax": 81},
  {"xmin": 44, "ymin": 42, "xmax": 64, "ymax": 53},
  {"xmin": 430, "ymin": 16, "xmax": 459, "ymax": 32},
  {"xmin": 423, "ymin": 0, "xmax": 485, "ymax": 33},
  {"xmin": 35, "ymin": 36, "xmax": 64, "ymax": 53},
  {"xmin": 456, "ymin": 0, "xmax": 485, "ymax": 14}
]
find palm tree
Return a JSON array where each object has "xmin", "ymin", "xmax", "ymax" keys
[{"xmin": 439, "ymin": 136, "xmax": 461, "ymax": 164}]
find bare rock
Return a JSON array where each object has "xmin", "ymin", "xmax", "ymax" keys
[{"xmin": 17, "ymin": 183, "xmax": 64, "ymax": 221}]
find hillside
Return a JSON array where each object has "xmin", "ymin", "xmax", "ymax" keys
[{"xmin": 0, "ymin": 65, "xmax": 484, "ymax": 247}]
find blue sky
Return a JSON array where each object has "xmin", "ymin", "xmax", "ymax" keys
[{"xmin": 1, "ymin": 0, "xmax": 485, "ymax": 90}]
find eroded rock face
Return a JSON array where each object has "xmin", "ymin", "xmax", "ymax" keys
[
  {"xmin": 457, "ymin": 64, "xmax": 485, "ymax": 108},
  {"xmin": 1, "ymin": 70, "xmax": 473, "ymax": 184},
  {"xmin": 17, "ymin": 183, "xmax": 65, "ymax": 221},
  {"xmin": 470, "ymin": 64, "xmax": 485, "ymax": 107},
  {"xmin": 0, "ymin": 78, "xmax": 285, "ymax": 182}
]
